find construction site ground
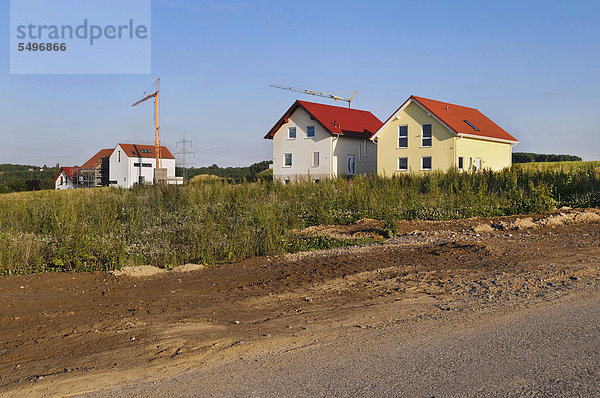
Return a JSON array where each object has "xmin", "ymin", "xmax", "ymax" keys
[{"xmin": 1, "ymin": 208, "xmax": 600, "ymax": 396}]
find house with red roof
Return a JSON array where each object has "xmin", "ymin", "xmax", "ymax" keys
[
  {"xmin": 54, "ymin": 144, "xmax": 182, "ymax": 190},
  {"xmin": 54, "ymin": 166, "xmax": 78, "ymax": 190},
  {"xmin": 72, "ymin": 148, "xmax": 113, "ymax": 188},
  {"xmin": 109, "ymin": 143, "xmax": 180, "ymax": 188},
  {"xmin": 265, "ymin": 100, "xmax": 383, "ymax": 182},
  {"xmin": 370, "ymin": 96, "xmax": 518, "ymax": 174}
]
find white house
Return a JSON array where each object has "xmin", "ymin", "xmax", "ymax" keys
[
  {"xmin": 109, "ymin": 143, "xmax": 181, "ymax": 188},
  {"xmin": 264, "ymin": 100, "xmax": 383, "ymax": 182},
  {"xmin": 54, "ymin": 167, "xmax": 77, "ymax": 190}
]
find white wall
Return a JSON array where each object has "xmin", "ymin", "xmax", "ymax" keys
[
  {"xmin": 272, "ymin": 107, "xmax": 333, "ymax": 182},
  {"xmin": 54, "ymin": 170, "xmax": 73, "ymax": 190},
  {"xmin": 109, "ymin": 145, "xmax": 130, "ymax": 188},
  {"xmin": 109, "ymin": 144, "xmax": 177, "ymax": 188}
]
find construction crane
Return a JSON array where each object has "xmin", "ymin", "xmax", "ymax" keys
[
  {"xmin": 269, "ymin": 84, "xmax": 358, "ymax": 108},
  {"xmin": 132, "ymin": 78, "xmax": 162, "ymax": 169}
]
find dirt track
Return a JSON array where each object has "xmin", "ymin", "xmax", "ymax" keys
[{"xmin": 1, "ymin": 209, "xmax": 600, "ymax": 396}]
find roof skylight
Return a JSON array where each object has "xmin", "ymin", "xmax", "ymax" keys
[{"xmin": 464, "ymin": 120, "xmax": 479, "ymax": 131}]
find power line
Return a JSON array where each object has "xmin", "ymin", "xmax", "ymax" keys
[{"xmin": 175, "ymin": 132, "xmax": 194, "ymax": 181}]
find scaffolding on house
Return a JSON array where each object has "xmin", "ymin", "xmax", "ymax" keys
[{"xmin": 72, "ymin": 157, "xmax": 110, "ymax": 189}]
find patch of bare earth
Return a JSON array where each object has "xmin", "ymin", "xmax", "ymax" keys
[{"xmin": 0, "ymin": 208, "xmax": 599, "ymax": 396}]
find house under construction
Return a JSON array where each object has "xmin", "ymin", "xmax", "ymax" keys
[{"xmin": 54, "ymin": 144, "xmax": 182, "ymax": 190}]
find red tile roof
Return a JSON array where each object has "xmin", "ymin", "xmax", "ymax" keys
[
  {"xmin": 381, "ymin": 96, "xmax": 517, "ymax": 143},
  {"xmin": 53, "ymin": 166, "xmax": 79, "ymax": 183},
  {"xmin": 118, "ymin": 144, "xmax": 175, "ymax": 159},
  {"xmin": 265, "ymin": 100, "xmax": 383, "ymax": 139},
  {"xmin": 80, "ymin": 148, "xmax": 114, "ymax": 169}
]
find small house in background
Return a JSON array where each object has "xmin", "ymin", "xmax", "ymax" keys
[
  {"xmin": 109, "ymin": 143, "xmax": 181, "ymax": 188},
  {"xmin": 265, "ymin": 100, "xmax": 383, "ymax": 182},
  {"xmin": 371, "ymin": 96, "xmax": 519, "ymax": 175},
  {"xmin": 54, "ymin": 167, "xmax": 78, "ymax": 190}
]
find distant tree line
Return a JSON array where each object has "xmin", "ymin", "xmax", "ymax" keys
[
  {"xmin": 512, "ymin": 152, "xmax": 582, "ymax": 163},
  {"xmin": 0, "ymin": 164, "xmax": 58, "ymax": 193},
  {"xmin": 177, "ymin": 161, "xmax": 272, "ymax": 182}
]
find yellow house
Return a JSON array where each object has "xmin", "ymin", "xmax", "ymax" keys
[{"xmin": 371, "ymin": 96, "xmax": 519, "ymax": 175}]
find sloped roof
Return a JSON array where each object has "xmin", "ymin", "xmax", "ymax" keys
[
  {"xmin": 53, "ymin": 166, "xmax": 79, "ymax": 183},
  {"xmin": 375, "ymin": 96, "xmax": 518, "ymax": 143},
  {"xmin": 80, "ymin": 148, "xmax": 114, "ymax": 169},
  {"xmin": 118, "ymin": 144, "xmax": 175, "ymax": 159},
  {"xmin": 264, "ymin": 100, "xmax": 383, "ymax": 139}
]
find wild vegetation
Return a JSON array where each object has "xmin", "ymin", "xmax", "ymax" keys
[
  {"xmin": 1, "ymin": 164, "xmax": 599, "ymax": 277},
  {"xmin": 178, "ymin": 161, "xmax": 271, "ymax": 183},
  {"xmin": 0, "ymin": 164, "xmax": 59, "ymax": 193}
]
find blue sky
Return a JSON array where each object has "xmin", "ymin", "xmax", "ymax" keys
[{"xmin": 1, "ymin": 0, "xmax": 599, "ymax": 167}]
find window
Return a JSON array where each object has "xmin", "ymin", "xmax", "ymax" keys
[
  {"xmin": 422, "ymin": 124, "xmax": 432, "ymax": 147},
  {"xmin": 307, "ymin": 126, "xmax": 315, "ymax": 138},
  {"xmin": 398, "ymin": 125, "xmax": 408, "ymax": 148},
  {"xmin": 363, "ymin": 140, "xmax": 368, "ymax": 157},
  {"xmin": 422, "ymin": 156, "xmax": 432, "ymax": 170},
  {"xmin": 134, "ymin": 163, "xmax": 141, "ymax": 167},
  {"xmin": 142, "ymin": 163, "xmax": 152, "ymax": 167},
  {"xmin": 284, "ymin": 153, "xmax": 292, "ymax": 167},
  {"xmin": 288, "ymin": 127, "xmax": 296, "ymax": 139},
  {"xmin": 312, "ymin": 152, "xmax": 319, "ymax": 167},
  {"xmin": 60, "ymin": 176, "xmax": 64, "ymax": 185},
  {"xmin": 458, "ymin": 157, "xmax": 464, "ymax": 170},
  {"xmin": 359, "ymin": 145, "xmax": 363, "ymax": 162},
  {"xmin": 398, "ymin": 157, "xmax": 408, "ymax": 171},
  {"xmin": 118, "ymin": 150, "xmax": 121, "ymax": 162},
  {"xmin": 464, "ymin": 120, "xmax": 479, "ymax": 131}
]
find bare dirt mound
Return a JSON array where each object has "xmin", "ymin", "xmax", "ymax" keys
[
  {"xmin": 111, "ymin": 264, "xmax": 206, "ymax": 278},
  {"xmin": 301, "ymin": 218, "xmax": 385, "ymax": 239},
  {"xmin": 475, "ymin": 208, "xmax": 600, "ymax": 232},
  {"xmin": 429, "ymin": 241, "xmax": 494, "ymax": 257},
  {"xmin": 172, "ymin": 264, "xmax": 206, "ymax": 273},
  {"xmin": 110, "ymin": 265, "xmax": 167, "ymax": 278}
]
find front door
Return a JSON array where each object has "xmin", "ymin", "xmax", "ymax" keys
[{"xmin": 346, "ymin": 155, "xmax": 356, "ymax": 176}]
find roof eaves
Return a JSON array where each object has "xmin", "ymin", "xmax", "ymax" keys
[{"xmin": 458, "ymin": 132, "xmax": 519, "ymax": 144}]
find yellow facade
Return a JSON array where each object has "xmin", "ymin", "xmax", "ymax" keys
[
  {"xmin": 456, "ymin": 136, "xmax": 512, "ymax": 172},
  {"xmin": 375, "ymin": 101, "xmax": 512, "ymax": 175}
]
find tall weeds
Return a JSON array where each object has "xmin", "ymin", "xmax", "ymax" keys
[{"xmin": 0, "ymin": 165, "xmax": 598, "ymax": 276}]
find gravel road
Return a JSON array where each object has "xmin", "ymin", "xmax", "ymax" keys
[{"xmin": 87, "ymin": 293, "xmax": 600, "ymax": 397}]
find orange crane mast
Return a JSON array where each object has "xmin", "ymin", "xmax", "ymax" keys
[{"xmin": 132, "ymin": 78, "xmax": 162, "ymax": 168}]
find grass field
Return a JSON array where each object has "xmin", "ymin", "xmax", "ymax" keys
[
  {"xmin": 1, "ymin": 164, "xmax": 599, "ymax": 276},
  {"xmin": 514, "ymin": 160, "xmax": 600, "ymax": 171}
]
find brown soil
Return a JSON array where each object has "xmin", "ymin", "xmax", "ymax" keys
[{"xmin": 1, "ymin": 209, "xmax": 599, "ymax": 396}]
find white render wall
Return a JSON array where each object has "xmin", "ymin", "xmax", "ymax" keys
[
  {"xmin": 109, "ymin": 144, "xmax": 177, "ymax": 188},
  {"xmin": 272, "ymin": 107, "xmax": 334, "ymax": 182},
  {"xmin": 270, "ymin": 106, "xmax": 378, "ymax": 181},
  {"xmin": 54, "ymin": 170, "xmax": 74, "ymax": 190}
]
